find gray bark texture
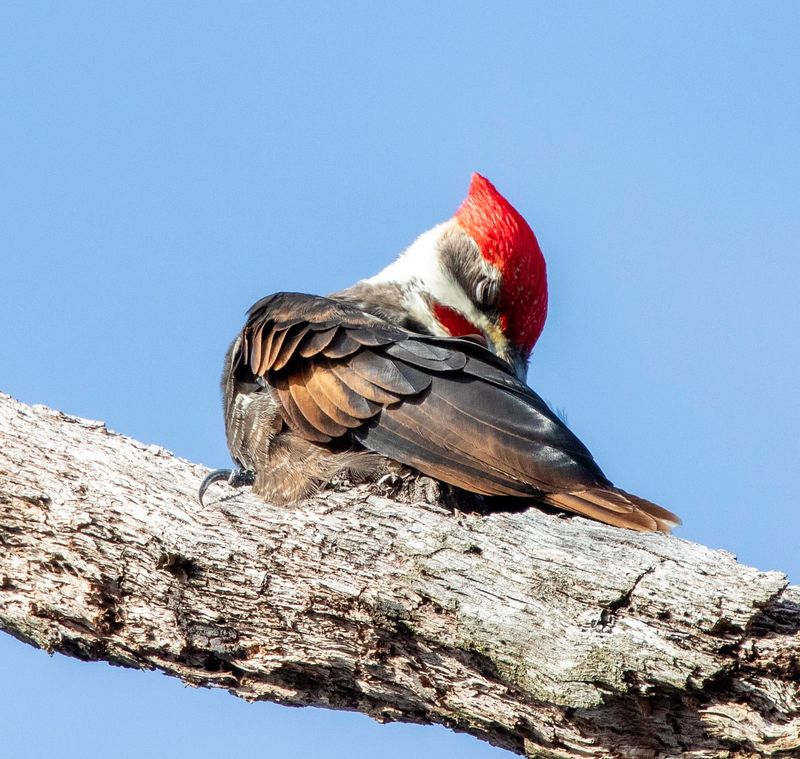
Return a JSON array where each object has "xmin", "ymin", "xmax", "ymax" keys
[{"xmin": 1, "ymin": 391, "xmax": 798, "ymax": 758}]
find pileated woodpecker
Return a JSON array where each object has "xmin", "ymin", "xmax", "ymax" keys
[{"xmin": 203, "ymin": 174, "xmax": 679, "ymax": 532}]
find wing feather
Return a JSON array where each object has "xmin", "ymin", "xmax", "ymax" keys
[
  {"xmin": 271, "ymin": 325, "xmax": 311, "ymax": 371},
  {"xmin": 329, "ymin": 362, "xmax": 399, "ymax": 412},
  {"xmin": 298, "ymin": 327, "xmax": 339, "ymax": 358},
  {"xmin": 256, "ymin": 328, "xmax": 278, "ymax": 375},
  {"xmin": 303, "ymin": 363, "xmax": 366, "ymax": 429},
  {"xmin": 274, "ymin": 375, "xmax": 332, "ymax": 443},
  {"xmin": 347, "ymin": 351, "xmax": 429, "ymax": 395},
  {"xmin": 248, "ymin": 323, "xmax": 264, "ymax": 375},
  {"xmin": 383, "ymin": 340, "xmax": 467, "ymax": 371},
  {"xmin": 266, "ymin": 327, "xmax": 293, "ymax": 370},
  {"xmin": 355, "ymin": 413, "xmax": 530, "ymax": 497},
  {"xmin": 287, "ymin": 371, "xmax": 348, "ymax": 438},
  {"xmin": 322, "ymin": 330, "xmax": 363, "ymax": 359},
  {"xmin": 347, "ymin": 327, "xmax": 399, "ymax": 347},
  {"xmin": 356, "ymin": 377, "xmax": 603, "ymax": 495},
  {"xmin": 543, "ymin": 490, "xmax": 679, "ymax": 532},
  {"xmin": 327, "ymin": 363, "xmax": 403, "ymax": 405}
]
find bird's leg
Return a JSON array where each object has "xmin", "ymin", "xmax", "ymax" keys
[{"xmin": 198, "ymin": 467, "xmax": 256, "ymax": 505}]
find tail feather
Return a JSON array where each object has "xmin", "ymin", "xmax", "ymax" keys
[{"xmin": 544, "ymin": 488, "xmax": 680, "ymax": 533}]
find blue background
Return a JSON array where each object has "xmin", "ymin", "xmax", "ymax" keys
[{"xmin": 2, "ymin": 3, "xmax": 798, "ymax": 757}]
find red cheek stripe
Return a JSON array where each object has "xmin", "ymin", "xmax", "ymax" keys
[{"xmin": 433, "ymin": 303, "xmax": 482, "ymax": 337}]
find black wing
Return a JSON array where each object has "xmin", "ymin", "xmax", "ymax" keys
[{"xmin": 230, "ymin": 292, "xmax": 679, "ymax": 531}]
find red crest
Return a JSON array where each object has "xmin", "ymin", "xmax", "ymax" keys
[{"xmin": 455, "ymin": 174, "xmax": 547, "ymax": 354}]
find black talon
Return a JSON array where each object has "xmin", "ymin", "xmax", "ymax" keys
[
  {"xmin": 198, "ymin": 468, "xmax": 255, "ymax": 505},
  {"xmin": 198, "ymin": 468, "xmax": 232, "ymax": 504}
]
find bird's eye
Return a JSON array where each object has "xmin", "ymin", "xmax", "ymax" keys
[{"xmin": 474, "ymin": 279, "xmax": 500, "ymax": 310}]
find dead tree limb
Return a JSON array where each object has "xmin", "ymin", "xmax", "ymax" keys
[{"xmin": 0, "ymin": 391, "xmax": 798, "ymax": 757}]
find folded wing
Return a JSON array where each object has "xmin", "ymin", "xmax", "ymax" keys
[{"xmin": 231, "ymin": 293, "xmax": 680, "ymax": 532}]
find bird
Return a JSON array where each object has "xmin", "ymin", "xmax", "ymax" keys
[{"xmin": 201, "ymin": 174, "xmax": 680, "ymax": 533}]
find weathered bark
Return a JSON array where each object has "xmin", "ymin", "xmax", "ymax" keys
[{"xmin": 0, "ymin": 392, "xmax": 798, "ymax": 758}]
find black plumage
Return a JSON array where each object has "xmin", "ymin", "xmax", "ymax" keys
[{"xmin": 219, "ymin": 292, "xmax": 679, "ymax": 532}]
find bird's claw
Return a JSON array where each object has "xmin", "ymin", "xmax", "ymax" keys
[
  {"xmin": 376, "ymin": 472, "xmax": 403, "ymax": 493},
  {"xmin": 198, "ymin": 467, "xmax": 255, "ymax": 505}
]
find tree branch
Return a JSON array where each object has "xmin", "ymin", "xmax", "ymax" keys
[{"xmin": 1, "ymin": 392, "xmax": 798, "ymax": 757}]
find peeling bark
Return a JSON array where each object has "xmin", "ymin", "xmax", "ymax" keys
[{"xmin": 0, "ymin": 392, "xmax": 798, "ymax": 757}]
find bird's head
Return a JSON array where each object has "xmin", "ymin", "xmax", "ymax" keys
[{"xmin": 364, "ymin": 173, "xmax": 547, "ymax": 379}]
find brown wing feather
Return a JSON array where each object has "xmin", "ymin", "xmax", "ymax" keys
[
  {"xmin": 275, "ymin": 375, "xmax": 332, "ymax": 443},
  {"xmin": 256, "ymin": 328, "xmax": 278, "ymax": 375},
  {"xmin": 347, "ymin": 327, "xmax": 398, "ymax": 347},
  {"xmin": 306, "ymin": 362, "xmax": 381, "ymax": 421},
  {"xmin": 271, "ymin": 325, "xmax": 312, "ymax": 371},
  {"xmin": 360, "ymin": 386, "xmax": 544, "ymax": 495},
  {"xmin": 544, "ymin": 490, "xmax": 679, "ymax": 533},
  {"xmin": 298, "ymin": 327, "xmax": 339, "ymax": 357},
  {"xmin": 249, "ymin": 323, "xmax": 266, "ymax": 375},
  {"xmin": 322, "ymin": 330, "xmax": 363, "ymax": 360},
  {"xmin": 303, "ymin": 363, "xmax": 366, "ymax": 429},
  {"xmin": 362, "ymin": 411, "xmax": 531, "ymax": 497},
  {"xmin": 287, "ymin": 371, "xmax": 349, "ymax": 438},
  {"xmin": 346, "ymin": 350, "xmax": 428, "ymax": 395},
  {"xmin": 327, "ymin": 362, "xmax": 403, "ymax": 405},
  {"xmin": 266, "ymin": 327, "xmax": 292, "ymax": 370}
]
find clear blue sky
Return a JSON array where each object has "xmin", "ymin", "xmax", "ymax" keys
[{"xmin": 2, "ymin": 3, "xmax": 799, "ymax": 757}]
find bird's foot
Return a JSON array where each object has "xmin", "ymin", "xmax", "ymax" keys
[
  {"xmin": 376, "ymin": 472, "xmax": 404, "ymax": 494},
  {"xmin": 198, "ymin": 468, "xmax": 255, "ymax": 505}
]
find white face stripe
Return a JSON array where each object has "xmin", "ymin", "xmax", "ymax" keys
[{"xmin": 363, "ymin": 221, "xmax": 498, "ymax": 341}]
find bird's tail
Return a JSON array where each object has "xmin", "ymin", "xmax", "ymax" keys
[{"xmin": 543, "ymin": 487, "xmax": 680, "ymax": 533}]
